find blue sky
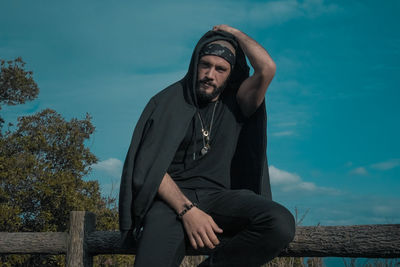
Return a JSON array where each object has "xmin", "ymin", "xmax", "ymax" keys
[{"xmin": 2, "ymin": 0, "xmax": 399, "ymax": 236}]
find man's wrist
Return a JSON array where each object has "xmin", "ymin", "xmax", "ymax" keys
[{"xmin": 178, "ymin": 202, "xmax": 198, "ymax": 219}]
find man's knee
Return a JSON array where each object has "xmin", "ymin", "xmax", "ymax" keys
[
  {"xmin": 274, "ymin": 205, "xmax": 296, "ymax": 244},
  {"xmin": 257, "ymin": 202, "xmax": 296, "ymax": 246}
]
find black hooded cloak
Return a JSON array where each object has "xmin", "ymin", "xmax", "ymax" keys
[{"xmin": 119, "ymin": 30, "xmax": 272, "ymax": 240}]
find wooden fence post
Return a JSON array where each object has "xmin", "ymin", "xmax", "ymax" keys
[{"xmin": 66, "ymin": 211, "xmax": 96, "ymax": 267}]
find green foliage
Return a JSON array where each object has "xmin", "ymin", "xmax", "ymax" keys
[
  {"xmin": 0, "ymin": 109, "xmax": 104, "ymax": 265},
  {"xmin": 0, "ymin": 109, "xmax": 98, "ymax": 232},
  {"xmin": 0, "ymin": 57, "xmax": 39, "ymax": 129},
  {"xmin": 0, "ymin": 57, "xmax": 39, "ymax": 107},
  {"xmin": 0, "ymin": 58, "xmax": 134, "ymax": 266}
]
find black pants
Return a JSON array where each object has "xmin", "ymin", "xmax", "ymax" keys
[{"xmin": 133, "ymin": 188, "xmax": 295, "ymax": 267}]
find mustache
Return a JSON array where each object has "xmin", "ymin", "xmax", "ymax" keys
[{"xmin": 198, "ymin": 78, "xmax": 217, "ymax": 89}]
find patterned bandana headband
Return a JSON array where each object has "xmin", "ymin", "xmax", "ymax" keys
[{"xmin": 199, "ymin": 43, "xmax": 235, "ymax": 69}]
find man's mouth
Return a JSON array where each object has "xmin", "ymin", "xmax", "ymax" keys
[{"xmin": 200, "ymin": 81, "xmax": 216, "ymax": 89}]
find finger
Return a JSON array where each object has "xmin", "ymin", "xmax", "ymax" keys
[
  {"xmin": 213, "ymin": 25, "xmax": 222, "ymax": 31},
  {"xmin": 207, "ymin": 228, "xmax": 220, "ymax": 246},
  {"xmin": 193, "ymin": 233, "xmax": 205, "ymax": 248},
  {"xmin": 200, "ymin": 230, "xmax": 215, "ymax": 249},
  {"xmin": 210, "ymin": 219, "xmax": 223, "ymax": 233},
  {"xmin": 189, "ymin": 234, "xmax": 198, "ymax": 250}
]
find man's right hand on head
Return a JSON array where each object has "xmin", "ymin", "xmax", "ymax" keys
[{"xmin": 181, "ymin": 207, "xmax": 223, "ymax": 250}]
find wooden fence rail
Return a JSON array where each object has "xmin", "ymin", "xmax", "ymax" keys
[{"xmin": 0, "ymin": 211, "xmax": 399, "ymax": 267}]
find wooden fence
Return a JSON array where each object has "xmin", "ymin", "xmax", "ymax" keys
[{"xmin": 0, "ymin": 211, "xmax": 399, "ymax": 266}]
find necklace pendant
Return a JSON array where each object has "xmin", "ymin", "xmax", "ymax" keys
[
  {"xmin": 201, "ymin": 144, "xmax": 210, "ymax": 156},
  {"xmin": 202, "ymin": 130, "xmax": 209, "ymax": 137}
]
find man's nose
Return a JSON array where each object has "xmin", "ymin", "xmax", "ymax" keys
[{"xmin": 205, "ymin": 67, "xmax": 216, "ymax": 80}]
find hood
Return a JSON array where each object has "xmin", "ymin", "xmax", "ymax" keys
[{"xmin": 182, "ymin": 30, "xmax": 250, "ymax": 107}]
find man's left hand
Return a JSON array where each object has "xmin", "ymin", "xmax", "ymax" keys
[{"xmin": 212, "ymin": 24, "xmax": 239, "ymax": 35}]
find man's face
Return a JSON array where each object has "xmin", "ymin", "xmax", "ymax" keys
[{"xmin": 196, "ymin": 55, "xmax": 231, "ymax": 103}]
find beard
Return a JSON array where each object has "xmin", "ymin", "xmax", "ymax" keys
[{"xmin": 195, "ymin": 78, "xmax": 228, "ymax": 104}]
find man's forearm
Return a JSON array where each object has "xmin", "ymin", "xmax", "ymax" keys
[
  {"xmin": 213, "ymin": 25, "xmax": 276, "ymax": 116},
  {"xmin": 158, "ymin": 173, "xmax": 223, "ymax": 250},
  {"xmin": 213, "ymin": 25, "xmax": 275, "ymax": 76},
  {"xmin": 229, "ymin": 28, "xmax": 275, "ymax": 75},
  {"xmin": 158, "ymin": 172, "xmax": 192, "ymax": 214}
]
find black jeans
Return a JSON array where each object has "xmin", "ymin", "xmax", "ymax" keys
[{"xmin": 133, "ymin": 188, "xmax": 295, "ymax": 267}]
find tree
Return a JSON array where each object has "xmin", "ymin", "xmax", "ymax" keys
[
  {"xmin": 0, "ymin": 58, "xmax": 134, "ymax": 266},
  {"xmin": 1, "ymin": 109, "xmax": 98, "ymax": 230},
  {"xmin": 0, "ymin": 57, "xmax": 39, "ymax": 130},
  {"xmin": 0, "ymin": 109, "xmax": 101, "ymax": 266}
]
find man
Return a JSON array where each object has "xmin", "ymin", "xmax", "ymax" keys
[{"xmin": 119, "ymin": 25, "xmax": 295, "ymax": 267}]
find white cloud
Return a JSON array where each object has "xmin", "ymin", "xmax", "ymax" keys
[
  {"xmin": 300, "ymin": 0, "xmax": 340, "ymax": 18},
  {"xmin": 345, "ymin": 161, "xmax": 353, "ymax": 167},
  {"xmin": 267, "ymin": 79, "xmax": 313, "ymax": 140},
  {"xmin": 347, "ymin": 158, "xmax": 400, "ymax": 176},
  {"xmin": 271, "ymin": 130, "xmax": 295, "ymax": 137},
  {"xmin": 370, "ymin": 158, "xmax": 400, "ymax": 171},
  {"xmin": 350, "ymin": 167, "xmax": 368, "ymax": 176},
  {"xmin": 269, "ymin": 165, "xmax": 336, "ymax": 193},
  {"xmin": 245, "ymin": 0, "xmax": 340, "ymax": 26},
  {"xmin": 315, "ymin": 195, "xmax": 400, "ymax": 225},
  {"xmin": 269, "ymin": 165, "xmax": 301, "ymax": 185},
  {"xmin": 275, "ymin": 121, "xmax": 298, "ymax": 127},
  {"xmin": 247, "ymin": 0, "xmax": 301, "ymax": 26},
  {"xmin": 92, "ymin": 158, "xmax": 123, "ymax": 179},
  {"xmin": 372, "ymin": 205, "xmax": 394, "ymax": 216}
]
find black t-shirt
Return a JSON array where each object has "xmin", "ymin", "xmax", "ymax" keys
[{"xmin": 167, "ymin": 91, "xmax": 247, "ymax": 189}]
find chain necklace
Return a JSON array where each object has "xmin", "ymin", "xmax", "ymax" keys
[{"xmin": 197, "ymin": 100, "xmax": 219, "ymax": 156}]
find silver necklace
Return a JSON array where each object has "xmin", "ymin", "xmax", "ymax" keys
[{"xmin": 197, "ymin": 100, "xmax": 219, "ymax": 156}]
